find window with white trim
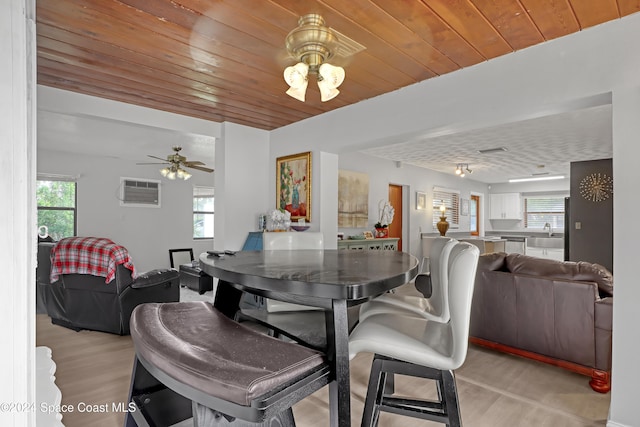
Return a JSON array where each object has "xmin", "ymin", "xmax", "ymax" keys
[
  {"xmin": 432, "ymin": 187, "xmax": 460, "ymax": 230},
  {"xmin": 524, "ymin": 195, "xmax": 565, "ymax": 229},
  {"xmin": 193, "ymin": 186, "xmax": 214, "ymax": 239},
  {"xmin": 37, "ymin": 176, "xmax": 77, "ymax": 240}
]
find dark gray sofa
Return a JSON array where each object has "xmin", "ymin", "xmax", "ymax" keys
[{"xmin": 470, "ymin": 252, "xmax": 613, "ymax": 392}]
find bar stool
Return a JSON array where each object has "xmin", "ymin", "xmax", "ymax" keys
[
  {"xmin": 125, "ymin": 301, "xmax": 330, "ymax": 427},
  {"xmin": 349, "ymin": 242, "xmax": 479, "ymax": 427},
  {"xmin": 358, "ymin": 237, "xmax": 456, "ymax": 322}
]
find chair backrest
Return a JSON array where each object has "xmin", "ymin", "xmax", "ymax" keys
[
  {"xmin": 459, "ymin": 238, "xmax": 485, "ymax": 254},
  {"xmin": 447, "ymin": 241, "xmax": 480, "ymax": 368},
  {"xmin": 263, "ymin": 232, "xmax": 324, "ymax": 250},
  {"xmin": 169, "ymin": 248, "xmax": 194, "ymax": 268},
  {"xmin": 262, "ymin": 232, "xmax": 324, "ymax": 312},
  {"xmin": 426, "ymin": 237, "xmax": 457, "ymax": 322}
]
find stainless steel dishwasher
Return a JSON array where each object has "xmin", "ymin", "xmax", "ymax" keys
[{"xmin": 501, "ymin": 236, "xmax": 527, "ymax": 254}]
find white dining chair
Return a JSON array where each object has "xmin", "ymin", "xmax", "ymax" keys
[
  {"xmin": 358, "ymin": 237, "xmax": 456, "ymax": 323},
  {"xmin": 349, "ymin": 241, "xmax": 480, "ymax": 427},
  {"xmin": 263, "ymin": 231, "xmax": 324, "ymax": 312},
  {"xmin": 459, "ymin": 238, "xmax": 486, "ymax": 254}
]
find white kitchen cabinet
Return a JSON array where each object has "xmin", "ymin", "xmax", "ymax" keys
[
  {"xmin": 490, "ymin": 193, "xmax": 522, "ymax": 220},
  {"xmin": 525, "ymin": 247, "xmax": 564, "ymax": 261}
]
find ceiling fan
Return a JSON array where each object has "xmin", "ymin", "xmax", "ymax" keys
[
  {"xmin": 137, "ymin": 146, "xmax": 213, "ymax": 180},
  {"xmin": 280, "ymin": 13, "xmax": 366, "ymax": 102}
]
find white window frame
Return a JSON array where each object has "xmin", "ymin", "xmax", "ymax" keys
[
  {"xmin": 193, "ymin": 186, "xmax": 215, "ymax": 239},
  {"xmin": 432, "ymin": 187, "xmax": 460, "ymax": 230},
  {"xmin": 523, "ymin": 194, "xmax": 567, "ymax": 230}
]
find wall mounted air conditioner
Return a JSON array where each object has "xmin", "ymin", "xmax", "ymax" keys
[{"xmin": 120, "ymin": 178, "xmax": 161, "ymax": 207}]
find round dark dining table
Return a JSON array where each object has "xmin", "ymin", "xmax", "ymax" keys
[{"xmin": 200, "ymin": 249, "xmax": 419, "ymax": 427}]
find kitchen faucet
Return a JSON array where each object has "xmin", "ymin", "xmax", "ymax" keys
[{"xmin": 543, "ymin": 223, "xmax": 553, "ymax": 237}]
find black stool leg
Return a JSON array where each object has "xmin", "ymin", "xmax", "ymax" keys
[
  {"xmin": 361, "ymin": 355, "xmax": 386, "ymax": 427},
  {"xmin": 440, "ymin": 369, "xmax": 462, "ymax": 427},
  {"xmin": 125, "ymin": 356, "xmax": 192, "ymax": 427}
]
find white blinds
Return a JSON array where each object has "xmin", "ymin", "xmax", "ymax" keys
[
  {"xmin": 432, "ymin": 187, "xmax": 460, "ymax": 229},
  {"xmin": 524, "ymin": 196, "xmax": 565, "ymax": 228}
]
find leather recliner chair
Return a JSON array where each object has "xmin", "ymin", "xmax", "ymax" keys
[{"xmin": 37, "ymin": 241, "xmax": 180, "ymax": 335}]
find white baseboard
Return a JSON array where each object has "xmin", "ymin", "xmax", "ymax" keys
[{"xmin": 607, "ymin": 420, "xmax": 631, "ymax": 427}]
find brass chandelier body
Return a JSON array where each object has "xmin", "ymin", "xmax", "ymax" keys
[
  {"xmin": 284, "ymin": 14, "xmax": 345, "ymax": 102},
  {"xmin": 285, "ymin": 14, "xmax": 339, "ymax": 74}
]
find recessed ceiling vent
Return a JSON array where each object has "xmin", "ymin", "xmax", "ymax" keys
[{"xmin": 478, "ymin": 147, "xmax": 508, "ymax": 154}]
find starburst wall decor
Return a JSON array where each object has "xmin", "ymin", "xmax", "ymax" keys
[{"xmin": 579, "ymin": 173, "xmax": 613, "ymax": 202}]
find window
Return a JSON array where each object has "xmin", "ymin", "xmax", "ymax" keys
[
  {"xmin": 37, "ymin": 177, "xmax": 77, "ymax": 240},
  {"xmin": 432, "ymin": 187, "xmax": 460, "ymax": 230},
  {"xmin": 524, "ymin": 196, "xmax": 565, "ymax": 229},
  {"xmin": 193, "ymin": 187, "xmax": 214, "ymax": 239}
]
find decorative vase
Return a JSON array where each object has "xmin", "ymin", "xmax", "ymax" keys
[
  {"xmin": 436, "ymin": 216, "xmax": 449, "ymax": 236},
  {"xmin": 292, "ymin": 186, "xmax": 299, "ymax": 210},
  {"xmin": 375, "ymin": 227, "xmax": 388, "ymax": 238}
]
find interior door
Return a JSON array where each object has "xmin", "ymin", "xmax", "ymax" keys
[
  {"xmin": 388, "ymin": 184, "xmax": 403, "ymax": 251},
  {"xmin": 470, "ymin": 195, "xmax": 480, "ymax": 236}
]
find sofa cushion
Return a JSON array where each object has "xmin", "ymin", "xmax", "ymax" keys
[
  {"xmin": 477, "ymin": 252, "xmax": 507, "ymax": 272},
  {"xmin": 505, "ymin": 253, "xmax": 613, "ymax": 297}
]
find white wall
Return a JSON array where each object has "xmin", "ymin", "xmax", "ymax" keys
[
  {"xmin": 609, "ymin": 88, "xmax": 640, "ymax": 427},
  {"xmin": 3, "ymin": 0, "xmax": 35, "ymax": 425},
  {"xmin": 338, "ymin": 152, "xmax": 488, "ymax": 259},
  {"xmin": 37, "ymin": 149, "xmax": 215, "ymax": 272},
  {"xmin": 213, "ymin": 123, "xmax": 270, "ymax": 251}
]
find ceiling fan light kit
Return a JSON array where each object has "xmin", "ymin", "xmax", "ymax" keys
[
  {"xmin": 283, "ymin": 14, "xmax": 347, "ymax": 103},
  {"xmin": 137, "ymin": 146, "xmax": 213, "ymax": 180},
  {"xmin": 160, "ymin": 165, "xmax": 192, "ymax": 181}
]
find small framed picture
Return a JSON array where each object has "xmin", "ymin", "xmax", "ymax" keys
[
  {"xmin": 416, "ymin": 191, "xmax": 427, "ymax": 210},
  {"xmin": 363, "ymin": 231, "xmax": 374, "ymax": 239},
  {"xmin": 461, "ymin": 198, "xmax": 470, "ymax": 216}
]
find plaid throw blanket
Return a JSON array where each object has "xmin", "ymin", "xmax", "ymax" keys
[{"xmin": 50, "ymin": 237, "xmax": 137, "ymax": 284}]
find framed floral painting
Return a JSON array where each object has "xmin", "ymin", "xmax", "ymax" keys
[{"xmin": 276, "ymin": 151, "xmax": 311, "ymax": 222}]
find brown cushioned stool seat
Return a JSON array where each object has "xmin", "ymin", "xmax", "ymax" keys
[{"xmin": 126, "ymin": 301, "xmax": 330, "ymax": 426}]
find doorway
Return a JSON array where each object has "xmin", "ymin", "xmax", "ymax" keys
[
  {"xmin": 388, "ymin": 184, "xmax": 403, "ymax": 251},
  {"xmin": 470, "ymin": 195, "xmax": 480, "ymax": 236}
]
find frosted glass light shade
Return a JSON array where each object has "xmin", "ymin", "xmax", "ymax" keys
[
  {"xmin": 286, "ymin": 81, "xmax": 308, "ymax": 102},
  {"xmin": 318, "ymin": 63, "xmax": 345, "ymax": 87},
  {"xmin": 284, "ymin": 62, "xmax": 310, "ymax": 101},
  {"xmin": 284, "ymin": 62, "xmax": 309, "ymax": 88},
  {"xmin": 317, "ymin": 79, "xmax": 339, "ymax": 102},
  {"xmin": 318, "ymin": 63, "xmax": 345, "ymax": 102}
]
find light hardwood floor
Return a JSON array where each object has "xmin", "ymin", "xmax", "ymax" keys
[{"xmin": 36, "ymin": 290, "xmax": 610, "ymax": 427}]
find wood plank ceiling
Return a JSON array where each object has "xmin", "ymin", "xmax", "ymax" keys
[{"xmin": 36, "ymin": 0, "xmax": 639, "ymax": 131}]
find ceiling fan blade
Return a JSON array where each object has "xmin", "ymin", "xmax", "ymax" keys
[
  {"xmin": 137, "ymin": 162, "xmax": 170, "ymax": 165},
  {"xmin": 183, "ymin": 160, "xmax": 205, "ymax": 166},
  {"xmin": 186, "ymin": 165, "xmax": 214, "ymax": 173},
  {"xmin": 148, "ymin": 155, "xmax": 169, "ymax": 161}
]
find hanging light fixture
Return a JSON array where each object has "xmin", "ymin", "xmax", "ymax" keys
[
  {"xmin": 455, "ymin": 164, "xmax": 473, "ymax": 178},
  {"xmin": 160, "ymin": 165, "xmax": 191, "ymax": 181},
  {"xmin": 284, "ymin": 14, "xmax": 346, "ymax": 102}
]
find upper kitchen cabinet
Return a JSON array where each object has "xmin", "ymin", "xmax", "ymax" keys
[{"xmin": 490, "ymin": 193, "xmax": 522, "ymax": 220}]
